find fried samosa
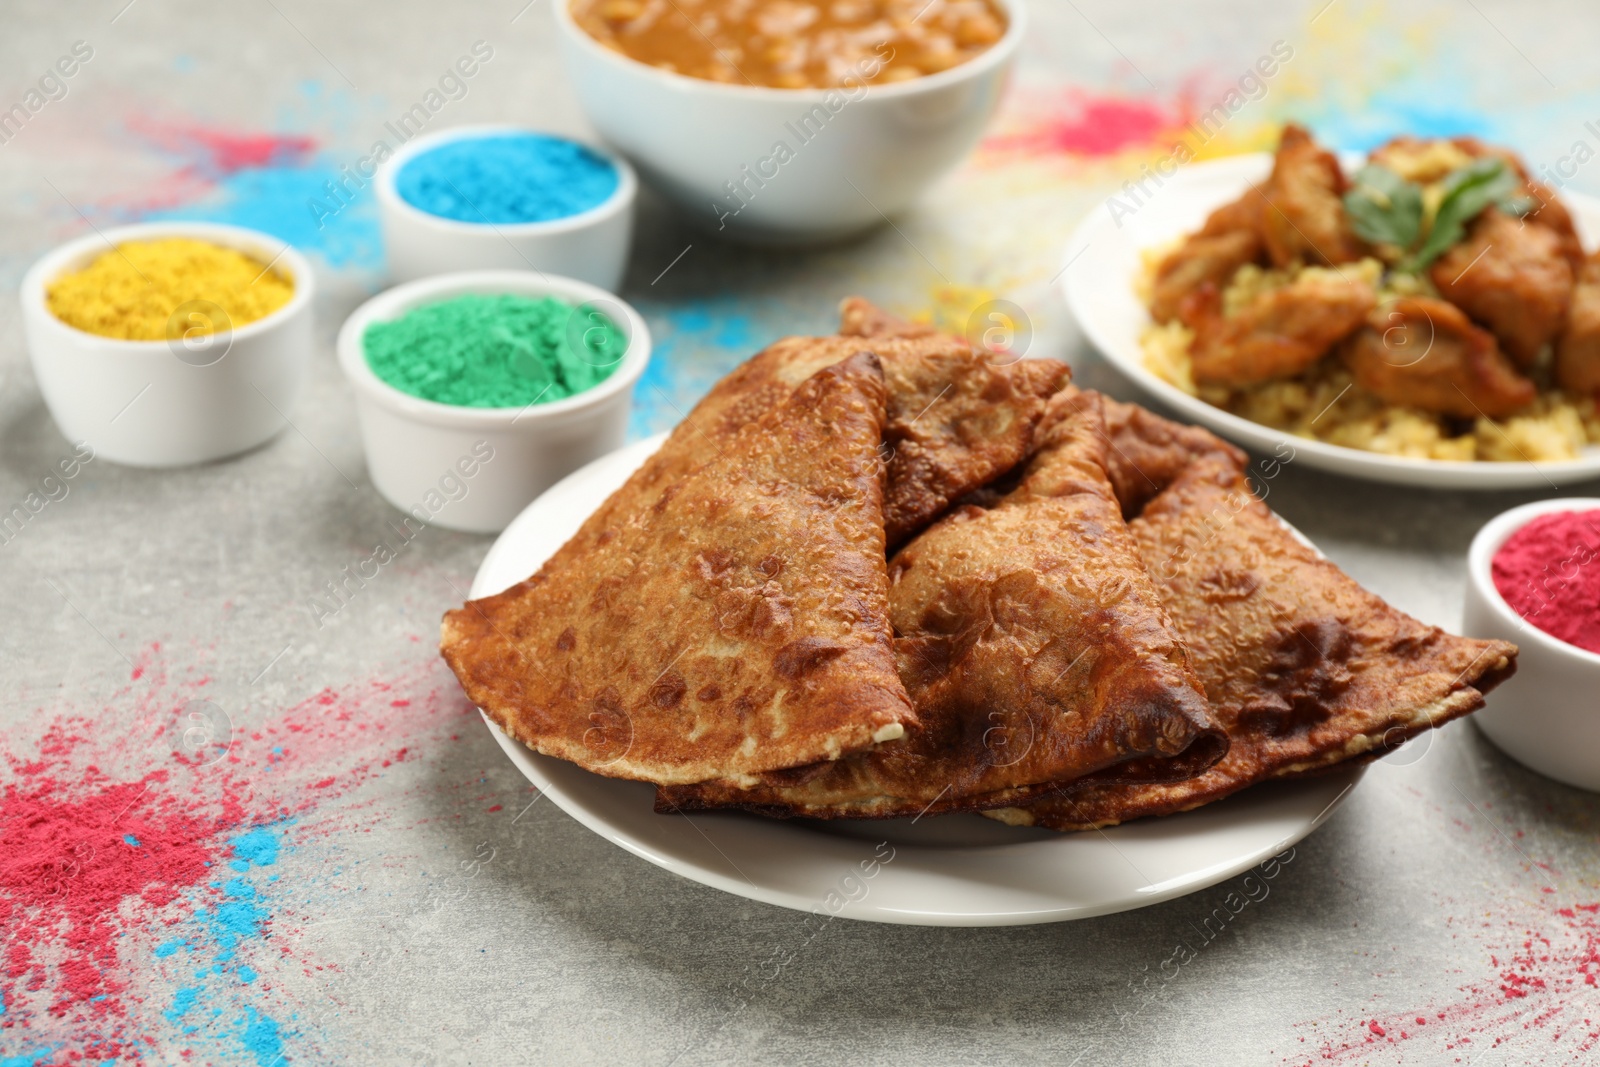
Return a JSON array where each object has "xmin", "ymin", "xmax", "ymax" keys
[
  {"xmin": 838, "ymin": 295, "xmax": 939, "ymax": 339},
  {"xmin": 571, "ymin": 301, "xmax": 1067, "ymax": 557},
  {"xmin": 1096, "ymin": 391, "xmax": 1248, "ymax": 517},
  {"xmin": 569, "ymin": 299, "xmax": 1068, "ymax": 556},
  {"xmin": 441, "ymin": 352, "xmax": 916, "ymax": 785},
  {"xmin": 655, "ymin": 391, "xmax": 1226, "ymax": 818},
  {"xmin": 990, "ymin": 409, "xmax": 1518, "ymax": 831}
]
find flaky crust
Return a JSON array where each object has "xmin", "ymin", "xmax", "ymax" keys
[
  {"xmin": 1094, "ymin": 389, "xmax": 1248, "ymax": 517},
  {"xmin": 440, "ymin": 353, "xmax": 915, "ymax": 785},
  {"xmin": 991, "ymin": 423, "xmax": 1517, "ymax": 831},
  {"xmin": 558, "ymin": 310, "xmax": 1065, "ymax": 552},
  {"xmin": 655, "ymin": 392, "xmax": 1225, "ymax": 818},
  {"xmin": 838, "ymin": 296, "xmax": 939, "ymax": 338}
]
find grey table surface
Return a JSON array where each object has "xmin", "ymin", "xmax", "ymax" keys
[{"xmin": 3, "ymin": 1, "xmax": 1600, "ymax": 1065}]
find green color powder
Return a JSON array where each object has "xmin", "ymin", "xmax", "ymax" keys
[{"xmin": 362, "ymin": 293, "xmax": 627, "ymax": 408}]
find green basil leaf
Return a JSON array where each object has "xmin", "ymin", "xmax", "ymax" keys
[
  {"xmin": 1410, "ymin": 158, "xmax": 1518, "ymax": 271},
  {"xmin": 1343, "ymin": 164, "xmax": 1423, "ymax": 250}
]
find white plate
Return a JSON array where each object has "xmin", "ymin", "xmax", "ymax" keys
[
  {"xmin": 1061, "ymin": 152, "xmax": 1600, "ymax": 490},
  {"xmin": 469, "ymin": 434, "xmax": 1364, "ymax": 926}
]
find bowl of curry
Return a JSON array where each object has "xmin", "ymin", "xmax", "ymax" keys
[{"xmin": 553, "ymin": 0, "xmax": 1024, "ymax": 244}]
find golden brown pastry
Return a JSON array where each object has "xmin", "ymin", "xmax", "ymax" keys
[
  {"xmin": 564, "ymin": 305, "xmax": 1067, "ymax": 553},
  {"xmin": 655, "ymin": 391, "xmax": 1225, "ymax": 819},
  {"xmin": 990, "ymin": 409, "xmax": 1518, "ymax": 832},
  {"xmin": 1097, "ymin": 393, "xmax": 1249, "ymax": 518},
  {"xmin": 441, "ymin": 353, "xmax": 915, "ymax": 786},
  {"xmin": 838, "ymin": 296, "xmax": 939, "ymax": 339}
]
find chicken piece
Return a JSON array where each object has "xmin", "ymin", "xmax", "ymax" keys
[
  {"xmin": 1149, "ymin": 192, "xmax": 1266, "ymax": 323},
  {"xmin": 1431, "ymin": 208, "xmax": 1573, "ymax": 366},
  {"xmin": 1200, "ymin": 189, "xmax": 1266, "ymax": 237},
  {"xmin": 1341, "ymin": 297, "xmax": 1536, "ymax": 418},
  {"xmin": 1187, "ymin": 270, "xmax": 1376, "ymax": 386},
  {"xmin": 1556, "ymin": 253, "xmax": 1600, "ymax": 395},
  {"xmin": 1258, "ymin": 123, "xmax": 1365, "ymax": 267},
  {"xmin": 1450, "ymin": 137, "xmax": 1584, "ymax": 267}
]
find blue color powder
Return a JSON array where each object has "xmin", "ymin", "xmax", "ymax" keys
[
  {"xmin": 166, "ymin": 987, "xmax": 200, "ymax": 1022},
  {"xmin": 396, "ymin": 133, "xmax": 619, "ymax": 224},
  {"xmin": 240, "ymin": 1008, "xmax": 284, "ymax": 1067},
  {"xmin": 141, "ymin": 157, "xmax": 382, "ymax": 271},
  {"xmin": 147, "ymin": 822, "xmax": 293, "ymax": 1064},
  {"xmin": 230, "ymin": 827, "xmax": 280, "ymax": 869}
]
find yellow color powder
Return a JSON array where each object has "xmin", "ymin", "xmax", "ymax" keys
[{"xmin": 47, "ymin": 237, "xmax": 294, "ymax": 341}]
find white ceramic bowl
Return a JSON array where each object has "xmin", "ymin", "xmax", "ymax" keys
[
  {"xmin": 553, "ymin": 0, "xmax": 1023, "ymax": 244},
  {"xmin": 20, "ymin": 221, "xmax": 314, "ymax": 468},
  {"xmin": 376, "ymin": 124, "xmax": 637, "ymax": 289},
  {"xmin": 337, "ymin": 270, "xmax": 650, "ymax": 534},
  {"xmin": 1465, "ymin": 498, "xmax": 1600, "ymax": 791}
]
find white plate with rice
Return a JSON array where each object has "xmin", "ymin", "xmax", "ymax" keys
[{"xmin": 1060, "ymin": 152, "xmax": 1600, "ymax": 490}]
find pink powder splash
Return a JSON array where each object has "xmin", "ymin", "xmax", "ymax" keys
[
  {"xmin": 128, "ymin": 118, "xmax": 315, "ymax": 177},
  {"xmin": 0, "ymin": 645, "xmax": 479, "ymax": 1064},
  {"xmin": 983, "ymin": 89, "xmax": 1189, "ymax": 158},
  {"xmin": 92, "ymin": 117, "xmax": 319, "ymax": 218},
  {"xmin": 1288, "ymin": 896, "xmax": 1600, "ymax": 1064}
]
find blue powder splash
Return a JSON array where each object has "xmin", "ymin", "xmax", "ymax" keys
[
  {"xmin": 230, "ymin": 827, "xmax": 281, "ymax": 871},
  {"xmin": 628, "ymin": 301, "xmax": 762, "ymax": 440},
  {"xmin": 151, "ymin": 824, "xmax": 293, "ymax": 1064},
  {"xmin": 0, "ymin": 1048, "xmax": 57, "ymax": 1067},
  {"xmin": 165, "ymin": 986, "xmax": 200, "ymax": 1023},
  {"xmin": 240, "ymin": 1008, "xmax": 284, "ymax": 1067},
  {"xmin": 396, "ymin": 133, "xmax": 619, "ymax": 224},
  {"xmin": 140, "ymin": 158, "xmax": 382, "ymax": 271}
]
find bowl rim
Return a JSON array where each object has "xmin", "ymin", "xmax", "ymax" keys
[
  {"xmin": 374, "ymin": 123, "xmax": 639, "ymax": 237},
  {"xmin": 552, "ymin": 0, "xmax": 1026, "ymax": 102},
  {"xmin": 1468, "ymin": 497, "xmax": 1600, "ymax": 668},
  {"xmin": 20, "ymin": 220, "xmax": 314, "ymax": 352},
  {"xmin": 336, "ymin": 269, "xmax": 652, "ymax": 428}
]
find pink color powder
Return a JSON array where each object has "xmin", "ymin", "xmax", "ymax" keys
[
  {"xmin": 0, "ymin": 647, "xmax": 478, "ymax": 1061},
  {"xmin": 1492, "ymin": 509, "xmax": 1600, "ymax": 655},
  {"xmin": 985, "ymin": 91, "xmax": 1186, "ymax": 158}
]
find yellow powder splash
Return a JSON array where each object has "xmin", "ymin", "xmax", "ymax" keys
[{"xmin": 47, "ymin": 237, "xmax": 294, "ymax": 341}]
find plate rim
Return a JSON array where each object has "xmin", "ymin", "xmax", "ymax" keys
[
  {"xmin": 467, "ymin": 433, "xmax": 1365, "ymax": 926},
  {"xmin": 1060, "ymin": 151, "xmax": 1600, "ymax": 490}
]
